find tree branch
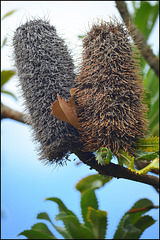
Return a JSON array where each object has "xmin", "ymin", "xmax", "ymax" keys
[
  {"xmin": 73, "ymin": 149, "xmax": 159, "ymax": 192},
  {"xmin": 1, "ymin": 103, "xmax": 28, "ymax": 124},
  {"xmin": 115, "ymin": 1, "xmax": 159, "ymax": 77},
  {"xmin": 1, "ymin": 102, "xmax": 159, "ymax": 191}
]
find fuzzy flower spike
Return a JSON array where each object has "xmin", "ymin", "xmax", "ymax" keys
[
  {"xmin": 74, "ymin": 19, "xmax": 148, "ymax": 155},
  {"xmin": 13, "ymin": 19, "xmax": 78, "ymax": 164}
]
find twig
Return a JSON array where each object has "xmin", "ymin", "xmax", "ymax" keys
[
  {"xmin": 1, "ymin": 103, "xmax": 27, "ymax": 124},
  {"xmin": 115, "ymin": 1, "xmax": 159, "ymax": 77},
  {"xmin": 1, "ymin": 102, "xmax": 159, "ymax": 191}
]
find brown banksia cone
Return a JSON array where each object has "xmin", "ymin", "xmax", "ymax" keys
[{"xmin": 74, "ymin": 19, "xmax": 148, "ymax": 155}]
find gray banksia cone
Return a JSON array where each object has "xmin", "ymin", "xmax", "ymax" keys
[{"xmin": 13, "ymin": 19, "xmax": 78, "ymax": 164}]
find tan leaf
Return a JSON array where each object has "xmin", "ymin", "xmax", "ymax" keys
[
  {"xmin": 51, "ymin": 88, "xmax": 80, "ymax": 130},
  {"xmin": 51, "ymin": 94, "xmax": 70, "ymax": 124},
  {"xmin": 70, "ymin": 88, "xmax": 77, "ymax": 96}
]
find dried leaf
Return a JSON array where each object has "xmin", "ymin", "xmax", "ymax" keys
[
  {"xmin": 51, "ymin": 95, "xmax": 70, "ymax": 124},
  {"xmin": 70, "ymin": 88, "xmax": 77, "ymax": 96},
  {"xmin": 51, "ymin": 88, "xmax": 80, "ymax": 130}
]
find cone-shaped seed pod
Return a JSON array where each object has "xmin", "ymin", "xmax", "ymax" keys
[
  {"xmin": 74, "ymin": 19, "xmax": 148, "ymax": 155},
  {"xmin": 13, "ymin": 19, "xmax": 78, "ymax": 164}
]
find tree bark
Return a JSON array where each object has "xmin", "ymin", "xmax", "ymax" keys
[
  {"xmin": 73, "ymin": 149, "xmax": 159, "ymax": 192},
  {"xmin": 1, "ymin": 103, "xmax": 27, "ymax": 124}
]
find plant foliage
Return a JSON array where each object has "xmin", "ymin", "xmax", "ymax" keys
[
  {"xmin": 95, "ymin": 136, "xmax": 159, "ymax": 175},
  {"xmin": 1, "ymin": 10, "xmax": 17, "ymax": 100},
  {"xmin": 3, "ymin": 1, "xmax": 159, "ymax": 240},
  {"xmin": 18, "ymin": 175, "xmax": 158, "ymax": 239},
  {"xmin": 131, "ymin": 1, "xmax": 159, "ymax": 136}
]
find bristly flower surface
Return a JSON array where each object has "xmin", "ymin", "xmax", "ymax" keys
[
  {"xmin": 13, "ymin": 19, "xmax": 78, "ymax": 165},
  {"xmin": 74, "ymin": 19, "xmax": 148, "ymax": 155}
]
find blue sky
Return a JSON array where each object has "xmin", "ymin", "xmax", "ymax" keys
[{"xmin": 1, "ymin": 1, "xmax": 159, "ymax": 239}]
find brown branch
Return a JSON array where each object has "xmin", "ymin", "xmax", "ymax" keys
[
  {"xmin": 73, "ymin": 149, "xmax": 159, "ymax": 192},
  {"xmin": 1, "ymin": 103, "xmax": 159, "ymax": 191},
  {"xmin": 1, "ymin": 103, "xmax": 28, "ymax": 124},
  {"xmin": 115, "ymin": 1, "xmax": 159, "ymax": 77}
]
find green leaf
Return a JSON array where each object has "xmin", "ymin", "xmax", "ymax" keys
[
  {"xmin": 95, "ymin": 147, "xmax": 113, "ymax": 165},
  {"xmin": 1, "ymin": 9, "xmax": 17, "ymax": 20},
  {"xmin": 118, "ymin": 149, "xmax": 159, "ymax": 174},
  {"xmin": 130, "ymin": 1, "xmax": 159, "ymax": 137},
  {"xmin": 44, "ymin": 198, "xmax": 93, "ymax": 238},
  {"xmin": 38, "ymin": 211, "xmax": 94, "ymax": 239},
  {"xmin": 55, "ymin": 212, "xmax": 80, "ymax": 225},
  {"xmin": 1, "ymin": 90, "xmax": 17, "ymax": 100},
  {"xmin": 132, "ymin": 1, "xmax": 159, "ymax": 40},
  {"xmin": 37, "ymin": 212, "xmax": 72, "ymax": 239},
  {"xmin": 86, "ymin": 207, "xmax": 107, "ymax": 239},
  {"xmin": 114, "ymin": 214, "xmax": 141, "ymax": 239},
  {"xmin": 114, "ymin": 198, "xmax": 156, "ymax": 239},
  {"xmin": 135, "ymin": 150, "xmax": 159, "ymax": 161},
  {"xmin": 80, "ymin": 189, "xmax": 99, "ymax": 228},
  {"xmin": 149, "ymin": 96, "xmax": 159, "ymax": 135},
  {"xmin": 136, "ymin": 136, "xmax": 159, "ymax": 152},
  {"xmin": 57, "ymin": 227, "xmax": 72, "ymax": 239},
  {"xmin": 55, "ymin": 212, "xmax": 94, "ymax": 239},
  {"xmin": 55, "ymin": 213, "xmax": 80, "ymax": 238},
  {"xmin": 1, "ymin": 70, "xmax": 16, "ymax": 87},
  {"xmin": 149, "ymin": 90, "xmax": 159, "ymax": 135},
  {"xmin": 18, "ymin": 223, "xmax": 57, "ymax": 239},
  {"xmin": 151, "ymin": 122, "xmax": 159, "ymax": 137},
  {"xmin": 143, "ymin": 90, "xmax": 151, "ymax": 109},
  {"xmin": 76, "ymin": 174, "xmax": 111, "ymax": 230},
  {"xmin": 77, "ymin": 35, "xmax": 85, "ymax": 39},
  {"xmin": 37, "ymin": 212, "xmax": 52, "ymax": 223},
  {"xmin": 45, "ymin": 197, "xmax": 78, "ymax": 219},
  {"xmin": 118, "ymin": 150, "xmax": 135, "ymax": 169},
  {"xmin": 134, "ymin": 215, "xmax": 156, "ymax": 233},
  {"xmin": 145, "ymin": 68, "xmax": 159, "ymax": 98},
  {"xmin": 75, "ymin": 174, "xmax": 112, "ymax": 194},
  {"xmin": 95, "ymin": 150, "xmax": 106, "ymax": 165},
  {"xmin": 1, "ymin": 37, "xmax": 7, "ymax": 48},
  {"xmin": 144, "ymin": 68, "xmax": 159, "ymax": 135},
  {"xmin": 128, "ymin": 198, "xmax": 154, "ymax": 223},
  {"xmin": 51, "ymin": 225, "xmax": 71, "ymax": 239}
]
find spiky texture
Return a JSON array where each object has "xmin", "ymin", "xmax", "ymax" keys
[
  {"xmin": 74, "ymin": 20, "xmax": 148, "ymax": 155},
  {"xmin": 13, "ymin": 19, "xmax": 78, "ymax": 164}
]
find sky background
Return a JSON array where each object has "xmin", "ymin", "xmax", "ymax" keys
[{"xmin": 1, "ymin": 1, "xmax": 159, "ymax": 239}]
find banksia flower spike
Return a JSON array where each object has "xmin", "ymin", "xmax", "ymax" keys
[
  {"xmin": 74, "ymin": 19, "xmax": 148, "ymax": 155},
  {"xmin": 13, "ymin": 19, "xmax": 78, "ymax": 164}
]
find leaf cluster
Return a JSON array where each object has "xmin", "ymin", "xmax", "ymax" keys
[
  {"xmin": 131, "ymin": 1, "xmax": 159, "ymax": 136},
  {"xmin": 1, "ymin": 10, "xmax": 17, "ymax": 100},
  {"xmin": 18, "ymin": 174, "xmax": 158, "ymax": 239},
  {"xmin": 95, "ymin": 136, "xmax": 159, "ymax": 175}
]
